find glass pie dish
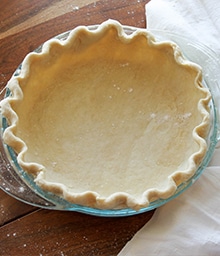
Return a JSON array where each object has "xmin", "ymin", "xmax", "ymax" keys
[{"xmin": 0, "ymin": 25, "xmax": 220, "ymax": 217}]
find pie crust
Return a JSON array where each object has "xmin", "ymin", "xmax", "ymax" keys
[{"xmin": 0, "ymin": 20, "xmax": 211, "ymax": 210}]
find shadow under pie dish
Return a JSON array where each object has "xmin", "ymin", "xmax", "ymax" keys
[{"xmin": 0, "ymin": 20, "xmax": 212, "ymax": 211}]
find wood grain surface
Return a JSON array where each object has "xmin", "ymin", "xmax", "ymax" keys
[{"xmin": 0, "ymin": 0, "xmax": 153, "ymax": 255}]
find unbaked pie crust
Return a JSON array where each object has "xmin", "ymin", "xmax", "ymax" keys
[{"xmin": 0, "ymin": 20, "xmax": 211, "ymax": 210}]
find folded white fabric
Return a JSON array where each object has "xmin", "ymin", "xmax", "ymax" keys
[
  {"xmin": 119, "ymin": 166, "xmax": 220, "ymax": 256},
  {"xmin": 119, "ymin": 1, "xmax": 220, "ymax": 255},
  {"xmin": 146, "ymin": 0, "xmax": 220, "ymax": 55}
]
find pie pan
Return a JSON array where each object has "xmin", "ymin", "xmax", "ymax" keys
[{"xmin": 0, "ymin": 25, "xmax": 219, "ymax": 217}]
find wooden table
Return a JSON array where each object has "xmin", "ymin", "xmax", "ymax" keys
[{"xmin": 0, "ymin": 0, "xmax": 154, "ymax": 255}]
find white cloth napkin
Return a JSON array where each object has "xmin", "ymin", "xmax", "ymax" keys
[
  {"xmin": 119, "ymin": 1, "xmax": 220, "ymax": 255},
  {"xmin": 146, "ymin": 0, "xmax": 220, "ymax": 55}
]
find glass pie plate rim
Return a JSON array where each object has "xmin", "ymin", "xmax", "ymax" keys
[{"xmin": 0, "ymin": 24, "xmax": 220, "ymax": 217}]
